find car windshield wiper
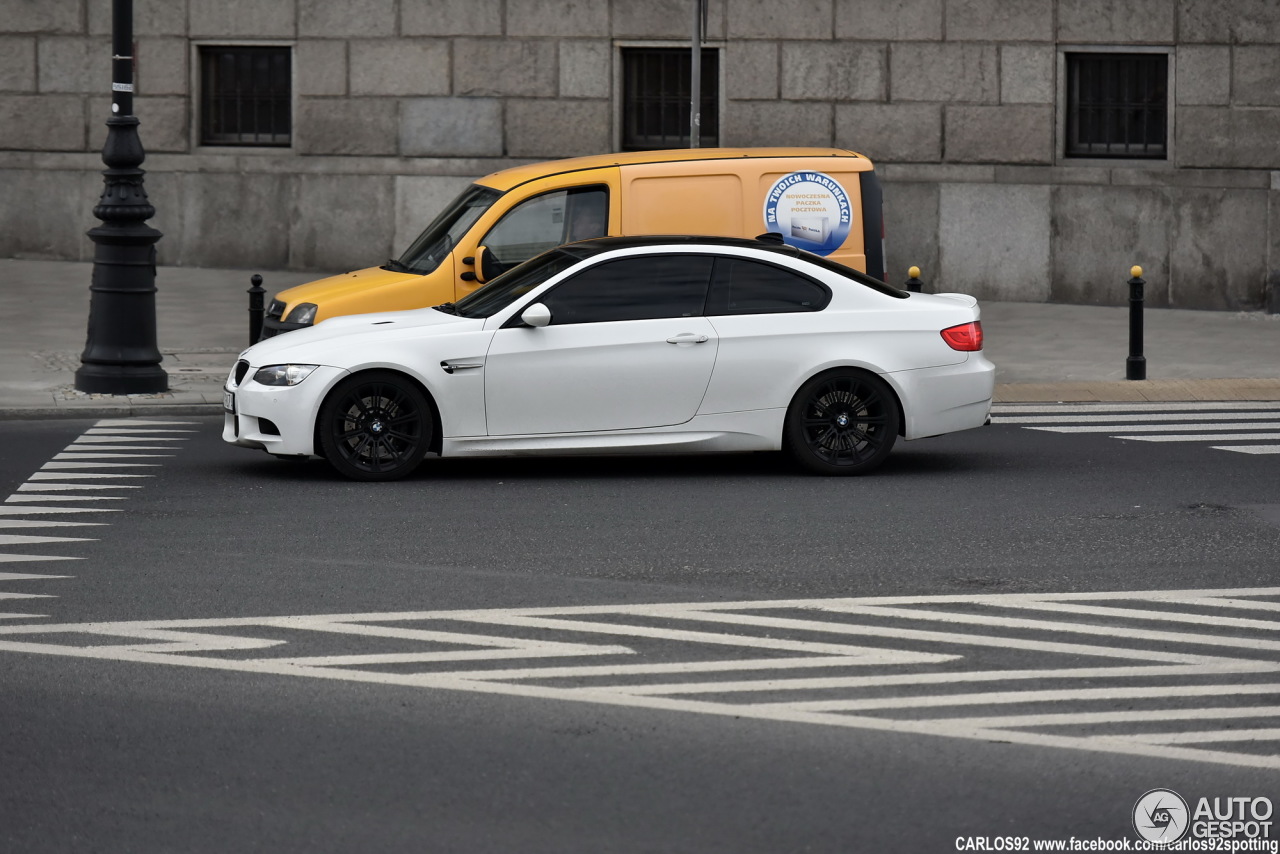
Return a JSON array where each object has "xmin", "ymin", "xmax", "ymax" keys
[
  {"xmin": 432, "ymin": 302, "xmax": 459, "ymax": 315},
  {"xmin": 383, "ymin": 258, "xmax": 412, "ymax": 273}
]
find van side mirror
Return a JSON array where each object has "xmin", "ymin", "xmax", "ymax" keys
[
  {"xmin": 520, "ymin": 303, "xmax": 552, "ymax": 328},
  {"xmin": 474, "ymin": 245, "xmax": 501, "ymax": 284}
]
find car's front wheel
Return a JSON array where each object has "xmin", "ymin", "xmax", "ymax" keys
[
  {"xmin": 318, "ymin": 371, "xmax": 434, "ymax": 481},
  {"xmin": 783, "ymin": 370, "xmax": 900, "ymax": 475}
]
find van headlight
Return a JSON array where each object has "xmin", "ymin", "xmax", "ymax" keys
[
  {"xmin": 285, "ymin": 303, "xmax": 318, "ymax": 325},
  {"xmin": 253, "ymin": 364, "xmax": 319, "ymax": 386}
]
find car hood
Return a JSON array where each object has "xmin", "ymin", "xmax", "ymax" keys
[
  {"xmin": 240, "ymin": 308, "xmax": 482, "ymax": 365},
  {"xmin": 273, "ymin": 265, "xmax": 420, "ymax": 306}
]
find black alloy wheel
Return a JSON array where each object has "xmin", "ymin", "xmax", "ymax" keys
[
  {"xmin": 318, "ymin": 371, "xmax": 433, "ymax": 481},
  {"xmin": 784, "ymin": 370, "xmax": 900, "ymax": 475}
]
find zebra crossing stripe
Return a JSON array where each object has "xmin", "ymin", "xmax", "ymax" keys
[
  {"xmin": 0, "ymin": 506, "xmax": 120, "ymax": 515},
  {"xmin": 991, "ymin": 402, "xmax": 1280, "ymax": 453},
  {"xmin": 0, "ymin": 535, "xmax": 97, "ymax": 546},
  {"xmin": 0, "ymin": 419, "xmax": 194, "ymax": 615},
  {"xmin": 1115, "ymin": 433, "xmax": 1280, "ymax": 442},
  {"xmin": 997, "ymin": 411, "xmax": 1280, "ymax": 423},
  {"xmin": 1026, "ymin": 422, "xmax": 1280, "ymax": 433},
  {"xmin": 27, "ymin": 472, "xmax": 153, "ymax": 480},
  {"xmin": 991, "ymin": 402, "xmax": 1280, "ymax": 414}
]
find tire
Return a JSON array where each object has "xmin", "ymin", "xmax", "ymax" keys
[
  {"xmin": 317, "ymin": 371, "xmax": 433, "ymax": 482},
  {"xmin": 783, "ymin": 370, "xmax": 900, "ymax": 476}
]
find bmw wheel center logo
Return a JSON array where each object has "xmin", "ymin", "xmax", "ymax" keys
[{"xmin": 763, "ymin": 170, "xmax": 853, "ymax": 257}]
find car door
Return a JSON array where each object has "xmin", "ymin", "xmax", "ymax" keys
[{"xmin": 484, "ymin": 254, "xmax": 717, "ymax": 435}]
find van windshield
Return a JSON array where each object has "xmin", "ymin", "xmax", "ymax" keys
[{"xmin": 391, "ymin": 185, "xmax": 501, "ymax": 275}]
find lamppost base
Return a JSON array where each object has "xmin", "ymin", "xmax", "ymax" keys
[{"xmin": 74, "ymin": 362, "xmax": 168, "ymax": 394}]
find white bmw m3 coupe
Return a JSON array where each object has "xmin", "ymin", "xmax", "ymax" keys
[{"xmin": 223, "ymin": 235, "xmax": 995, "ymax": 481}]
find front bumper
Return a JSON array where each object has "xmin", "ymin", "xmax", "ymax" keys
[{"xmin": 222, "ymin": 364, "xmax": 349, "ymax": 457}]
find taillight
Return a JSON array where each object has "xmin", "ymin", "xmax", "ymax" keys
[{"xmin": 941, "ymin": 321, "xmax": 983, "ymax": 351}]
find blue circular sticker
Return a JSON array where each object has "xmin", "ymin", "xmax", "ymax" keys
[{"xmin": 762, "ymin": 171, "xmax": 852, "ymax": 256}]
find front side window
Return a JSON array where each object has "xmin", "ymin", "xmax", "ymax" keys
[
  {"xmin": 621, "ymin": 47, "xmax": 719, "ymax": 150},
  {"xmin": 1065, "ymin": 52, "xmax": 1168, "ymax": 159},
  {"xmin": 480, "ymin": 187, "xmax": 609, "ymax": 276},
  {"xmin": 706, "ymin": 258, "xmax": 831, "ymax": 315},
  {"xmin": 541, "ymin": 254, "xmax": 714, "ymax": 325},
  {"xmin": 199, "ymin": 45, "xmax": 291, "ymax": 147}
]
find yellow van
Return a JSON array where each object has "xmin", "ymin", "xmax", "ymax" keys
[{"xmin": 260, "ymin": 147, "xmax": 885, "ymax": 338}]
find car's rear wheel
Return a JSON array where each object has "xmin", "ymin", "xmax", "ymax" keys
[
  {"xmin": 318, "ymin": 371, "xmax": 433, "ymax": 481},
  {"xmin": 784, "ymin": 370, "xmax": 899, "ymax": 475}
]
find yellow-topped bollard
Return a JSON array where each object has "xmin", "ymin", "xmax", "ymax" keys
[
  {"xmin": 905, "ymin": 266, "xmax": 923, "ymax": 293},
  {"xmin": 1127, "ymin": 264, "xmax": 1146, "ymax": 380},
  {"xmin": 908, "ymin": 266, "xmax": 921, "ymax": 279}
]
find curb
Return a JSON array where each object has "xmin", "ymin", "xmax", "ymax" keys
[{"xmin": 0, "ymin": 403, "xmax": 224, "ymax": 420}]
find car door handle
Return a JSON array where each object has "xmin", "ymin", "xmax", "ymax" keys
[{"xmin": 666, "ymin": 333, "xmax": 710, "ymax": 344}]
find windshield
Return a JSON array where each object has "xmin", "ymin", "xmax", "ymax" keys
[
  {"xmin": 453, "ymin": 248, "xmax": 584, "ymax": 319},
  {"xmin": 392, "ymin": 185, "xmax": 501, "ymax": 275}
]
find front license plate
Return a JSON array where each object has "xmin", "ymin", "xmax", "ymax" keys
[{"xmin": 223, "ymin": 390, "xmax": 235, "ymax": 413}]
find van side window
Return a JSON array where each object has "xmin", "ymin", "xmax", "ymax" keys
[
  {"xmin": 480, "ymin": 187, "xmax": 608, "ymax": 276},
  {"xmin": 540, "ymin": 255, "xmax": 713, "ymax": 325},
  {"xmin": 706, "ymin": 258, "xmax": 831, "ymax": 315}
]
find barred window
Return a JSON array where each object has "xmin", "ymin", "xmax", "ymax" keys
[
  {"xmin": 621, "ymin": 47, "xmax": 719, "ymax": 151},
  {"xmin": 1065, "ymin": 52, "xmax": 1167, "ymax": 159},
  {"xmin": 199, "ymin": 46, "xmax": 291, "ymax": 147}
]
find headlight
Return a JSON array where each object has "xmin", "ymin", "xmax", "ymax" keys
[
  {"xmin": 284, "ymin": 303, "xmax": 318, "ymax": 325},
  {"xmin": 253, "ymin": 364, "xmax": 319, "ymax": 386}
]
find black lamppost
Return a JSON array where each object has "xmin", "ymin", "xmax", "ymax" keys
[{"xmin": 75, "ymin": 0, "xmax": 167, "ymax": 394}]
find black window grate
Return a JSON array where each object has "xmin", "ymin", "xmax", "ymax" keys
[
  {"xmin": 1065, "ymin": 52, "xmax": 1167, "ymax": 159},
  {"xmin": 622, "ymin": 47, "xmax": 718, "ymax": 151},
  {"xmin": 200, "ymin": 46, "xmax": 291, "ymax": 147}
]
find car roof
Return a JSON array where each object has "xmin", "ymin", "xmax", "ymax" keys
[
  {"xmin": 557, "ymin": 235, "xmax": 911, "ymax": 299},
  {"xmin": 560, "ymin": 233, "xmax": 804, "ymax": 259},
  {"xmin": 477, "ymin": 147, "xmax": 869, "ymax": 192}
]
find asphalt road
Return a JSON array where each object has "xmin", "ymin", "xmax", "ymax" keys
[{"xmin": 1, "ymin": 412, "xmax": 1278, "ymax": 852}]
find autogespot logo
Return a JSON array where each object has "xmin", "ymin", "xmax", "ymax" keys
[{"xmin": 1134, "ymin": 788, "xmax": 1191, "ymax": 843}]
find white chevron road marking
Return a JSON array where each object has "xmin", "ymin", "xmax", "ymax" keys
[{"xmin": 3, "ymin": 586, "xmax": 1279, "ymax": 770}]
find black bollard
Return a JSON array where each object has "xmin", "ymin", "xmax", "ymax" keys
[
  {"xmin": 905, "ymin": 265, "xmax": 923, "ymax": 293},
  {"xmin": 248, "ymin": 274, "xmax": 265, "ymax": 346},
  {"xmin": 1126, "ymin": 265, "xmax": 1146, "ymax": 381}
]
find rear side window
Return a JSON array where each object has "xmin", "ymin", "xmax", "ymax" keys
[
  {"xmin": 706, "ymin": 258, "xmax": 831, "ymax": 315},
  {"xmin": 541, "ymin": 255, "xmax": 714, "ymax": 325}
]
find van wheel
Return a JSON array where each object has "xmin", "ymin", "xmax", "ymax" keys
[
  {"xmin": 318, "ymin": 371, "xmax": 432, "ymax": 481},
  {"xmin": 784, "ymin": 370, "xmax": 899, "ymax": 475}
]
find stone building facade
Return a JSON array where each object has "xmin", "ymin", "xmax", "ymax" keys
[{"xmin": 2, "ymin": 0, "xmax": 1278, "ymax": 309}]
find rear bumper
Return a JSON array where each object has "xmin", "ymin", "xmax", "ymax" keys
[{"xmin": 888, "ymin": 353, "xmax": 995, "ymax": 440}]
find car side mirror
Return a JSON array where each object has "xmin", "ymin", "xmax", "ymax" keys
[
  {"xmin": 520, "ymin": 302, "xmax": 552, "ymax": 328},
  {"xmin": 475, "ymin": 245, "xmax": 500, "ymax": 284}
]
